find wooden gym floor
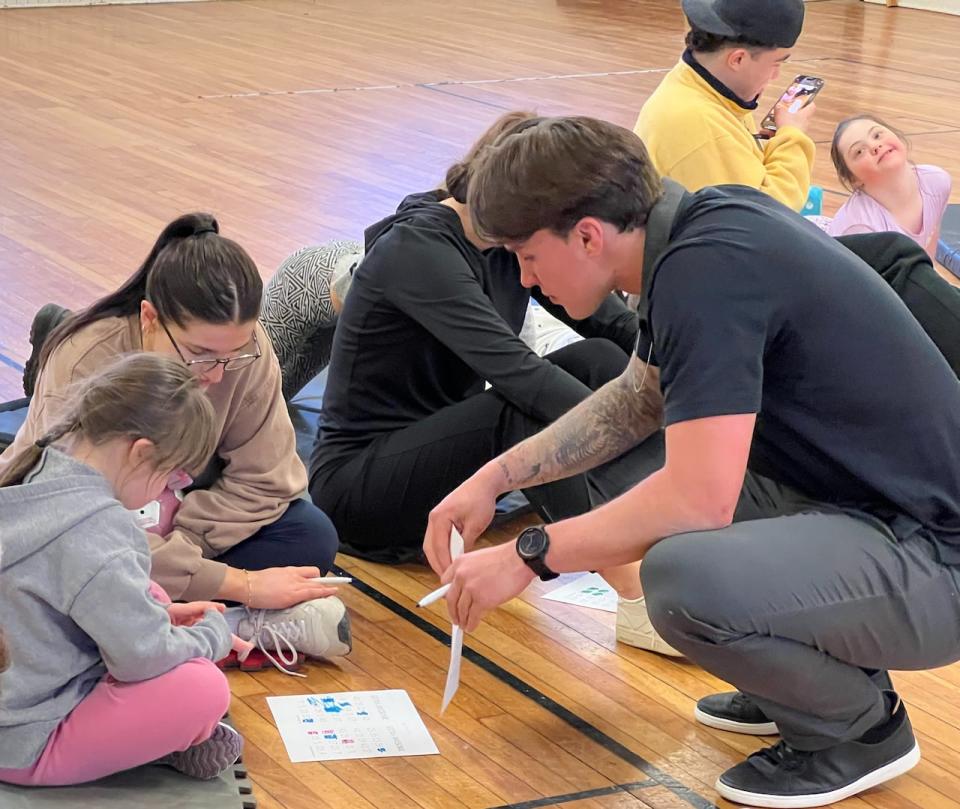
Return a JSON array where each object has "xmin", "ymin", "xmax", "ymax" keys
[{"xmin": 3, "ymin": 1, "xmax": 960, "ymax": 806}]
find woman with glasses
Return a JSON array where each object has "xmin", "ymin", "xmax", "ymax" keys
[{"xmin": 0, "ymin": 214, "xmax": 350, "ymax": 665}]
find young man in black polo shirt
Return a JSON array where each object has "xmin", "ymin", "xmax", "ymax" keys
[{"xmin": 423, "ymin": 115, "xmax": 960, "ymax": 807}]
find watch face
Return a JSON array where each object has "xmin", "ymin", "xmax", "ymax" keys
[{"xmin": 517, "ymin": 527, "xmax": 545, "ymax": 559}]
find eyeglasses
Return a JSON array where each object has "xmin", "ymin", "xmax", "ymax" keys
[{"xmin": 159, "ymin": 320, "xmax": 262, "ymax": 375}]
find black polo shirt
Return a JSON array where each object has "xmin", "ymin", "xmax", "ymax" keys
[{"xmin": 638, "ymin": 181, "xmax": 960, "ymax": 559}]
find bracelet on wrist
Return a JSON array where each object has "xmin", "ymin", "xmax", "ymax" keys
[{"xmin": 243, "ymin": 569, "xmax": 254, "ymax": 608}]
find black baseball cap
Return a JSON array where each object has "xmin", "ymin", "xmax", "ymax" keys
[{"xmin": 681, "ymin": 0, "xmax": 805, "ymax": 48}]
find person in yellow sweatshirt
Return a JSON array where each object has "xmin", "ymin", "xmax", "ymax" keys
[{"xmin": 636, "ymin": 0, "xmax": 815, "ymax": 211}]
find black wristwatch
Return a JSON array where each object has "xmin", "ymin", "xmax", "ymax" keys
[{"xmin": 516, "ymin": 525, "xmax": 559, "ymax": 581}]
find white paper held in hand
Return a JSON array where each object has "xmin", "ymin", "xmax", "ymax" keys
[{"xmin": 440, "ymin": 526, "xmax": 465, "ymax": 714}]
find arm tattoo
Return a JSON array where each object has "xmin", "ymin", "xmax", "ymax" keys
[
  {"xmin": 497, "ymin": 458, "xmax": 540, "ymax": 488},
  {"xmin": 498, "ymin": 356, "xmax": 663, "ymax": 488}
]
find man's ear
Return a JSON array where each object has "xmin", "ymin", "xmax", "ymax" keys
[
  {"xmin": 574, "ymin": 217, "xmax": 605, "ymax": 257},
  {"xmin": 726, "ymin": 47, "xmax": 749, "ymax": 71}
]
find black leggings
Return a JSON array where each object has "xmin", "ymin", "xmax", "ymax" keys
[
  {"xmin": 839, "ymin": 232, "xmax": 960, "ymax": 378},
  {"xmin": 310, "ymin": 339, "xmax": 637, "ymax": 563}
]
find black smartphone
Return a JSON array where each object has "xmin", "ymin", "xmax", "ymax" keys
[{"xmin": 760, "ymin": 75, "xmax": 825, "ymax": 133}]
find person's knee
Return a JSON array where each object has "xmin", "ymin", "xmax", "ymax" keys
[
  {"xmin": 168, "ymin": 658, "xmax": 231, "ymax": 724},
  {"xmin": 581, "ymin": 338, "xmax": 629, "ymax": 379},
  {"xmin": 288, "ymin": 500, "xmax": 340, "ymax": 570},
  {"xmin": 551, "ymin": 338, "xmax": 628, "ymax": 386},
  {"xmin": 642, "ymin": 539, "xmax": 688, "ymax": 630},
  {"xmin": 641, "ymin": 535, "xmax": 724, "ymax": 640}
]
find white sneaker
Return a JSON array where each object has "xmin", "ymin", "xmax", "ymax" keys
[
  {"xmin": 616, "ymin": 595, "xmax": 683, "ymax": 657},
  {"xmin": 236, "ymin": 597, "xmax": 352, "ymax": 676},
  {"xmin": 160, "ymin": 721, "xmax": 243, "ymax": 780}
]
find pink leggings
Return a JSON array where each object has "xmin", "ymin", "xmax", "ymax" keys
[{"xmin": 0, "ymin": 658, "xmax": 230, "ymax": 786}]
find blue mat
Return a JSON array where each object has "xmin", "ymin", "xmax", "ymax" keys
[
  {"xmin": 0, "ymin": 397, "xmax": 28, "ymax": 453},
  {"xmin": 937, "ymin": 203, "xmax": 960, "ymax": 279}
]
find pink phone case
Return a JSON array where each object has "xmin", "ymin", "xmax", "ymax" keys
[{"xmin": 761, "ymin": 76, "xmax": 823, "ymax": 132}]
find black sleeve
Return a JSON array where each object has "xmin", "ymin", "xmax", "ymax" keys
[
  {"xmin": 649, "ymin": 246, "xmax": 769, "ymax": 426},
  {"xmin": 382, "ymin": 227, "xmax": 595, "ymax": 423},
  {"xmin": 533, "ymin": 290, "xmax": 639, "ymax": 355}
]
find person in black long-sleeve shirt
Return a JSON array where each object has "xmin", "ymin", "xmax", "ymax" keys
[
  {"xmin": 312, "ymin": 191, "xmax": 638, "ymax": 487},
  {"xmin": 308, "ymin": 114, "xmax": 675, "ymax": 654}
]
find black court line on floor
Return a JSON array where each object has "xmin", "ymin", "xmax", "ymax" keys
[
  {"xmin": 823, "ymin": 55, "xmax": 959, "ymax": 85},
  {"xmin": 487, "ymin": 780, "xmax": 657, "ymax": 809},
  {"xmin": 419, "ymin": 83, "xmax": 514, "ymax": 111},
  {"xmin": 333, "ymin": 565, "xmax": 717, "ymax": 809},
  {"xmin": 0, "ymin": 352, "xmax": 24, "ymax": 374}
]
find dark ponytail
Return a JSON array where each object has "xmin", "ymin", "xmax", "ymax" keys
[
  {"xmin": 40, "ymin": 213, "xmax": 263, "ymax": 368},
  {"xmin": 442, "ymin": 111, "xmax": 541, "ymax": 204}
]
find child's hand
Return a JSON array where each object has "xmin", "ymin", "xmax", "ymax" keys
[
  {"xmin": 167, "ymin": 601, "xmax": 226, "ymax": 627},
  {"xmin": 232, "ymin": 634, "xmax": 256, "ymax": 662}
]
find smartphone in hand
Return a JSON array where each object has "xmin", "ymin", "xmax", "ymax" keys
[{"xmin": 759, "ymin": 75, "xmax": 825, "ymax": 133}]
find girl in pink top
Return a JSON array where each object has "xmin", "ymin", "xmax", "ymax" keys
[{"xmin": 828, "ymin": 115, "xmax": 952, "ymax": 260}]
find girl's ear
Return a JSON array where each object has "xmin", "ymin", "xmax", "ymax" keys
[{"xmin": 127, "ymin": 437, "xmax": 157, "ymax": 469}]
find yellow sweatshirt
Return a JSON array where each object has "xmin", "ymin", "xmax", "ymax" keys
[
  {"xmin": 635, "ymin": 58, "xmax": 815, "ymax": 211},
  {"xmin": 0, "ymin": 316, "xmax": 308, "ymax": 601}
]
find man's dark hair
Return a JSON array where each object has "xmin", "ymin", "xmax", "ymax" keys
[
  {"xmin": 685, "ymin": 25, "xmax": 770, "ymax": 54},
  {"xmin": 467, "ymin": 115, "xmax": 664, "ymax": 244}
]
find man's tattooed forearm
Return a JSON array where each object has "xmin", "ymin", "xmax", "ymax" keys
[
  {"xmin": 496, "ymin": 358, "xmax": 663, "ymax": 488},
  {"xmin": 552, "ymin": 363, "xmax": 662, "ymax": 473},
  {"xmin": 498, "ymin": 459, "xmax": 540, "ymax": 488}
]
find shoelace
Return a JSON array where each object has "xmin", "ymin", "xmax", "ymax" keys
[
  {"xmin": 246, "ymin": 609, "xmax": 307, "ymax": 678},
  {"xmin": 751, "ymin": 740, "xmax": 810, "ymax": 775},
  {"xmin": 731, "ymin": 692, "xmax": 754, "ymax": 711}
]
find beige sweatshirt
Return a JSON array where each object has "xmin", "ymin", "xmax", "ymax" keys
[{"xmin": 0, "ymin": 316, "xmax": 308, "ymax": 601}]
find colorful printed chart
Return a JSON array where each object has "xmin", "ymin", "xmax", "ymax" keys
[{"xmin": 267, "ymin": 690, "xmax": 439, "ymax": 762}]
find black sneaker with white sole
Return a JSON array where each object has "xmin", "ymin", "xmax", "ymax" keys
[
  {"xmin": 696, "ymin": 670, "xmax": 893, "ymax": 736},
  {"xmin": 696, "ymin": 691, "xmax": 779, "ymax": 735},
  {"xmin": 716, "ymin": 692, "xmax": 919, "ymax": 808}
]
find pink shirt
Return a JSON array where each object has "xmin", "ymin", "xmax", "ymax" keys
[{"xmin": 827, "ymin": 165, "xmax": 952, "ymax": 252}]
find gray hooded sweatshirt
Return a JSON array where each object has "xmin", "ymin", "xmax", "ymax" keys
[{"xmin": 0, "ymin": 449, "xmax": 231, "ymax": 769}]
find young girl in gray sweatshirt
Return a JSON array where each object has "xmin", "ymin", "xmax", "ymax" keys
[{"xmin": 0, "ymin": 353, "xmax": 241, "ymax": 786}]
